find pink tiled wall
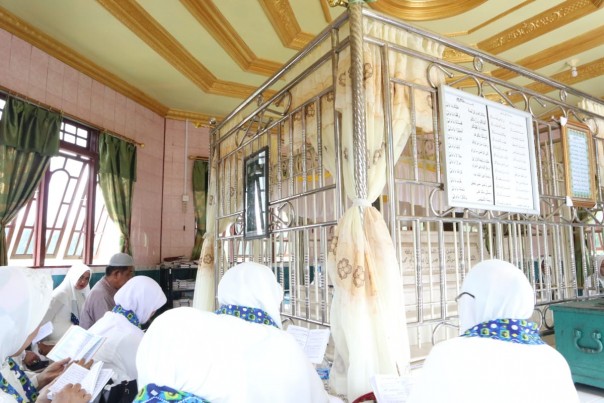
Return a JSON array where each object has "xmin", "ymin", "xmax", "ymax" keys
[
  {"xmin": 162, "ymin": 120, "xmax": 210, "ymax": 259},
  {"xmin": 0, "ymin": 28, "xmax": 210, "ymax": 267}
]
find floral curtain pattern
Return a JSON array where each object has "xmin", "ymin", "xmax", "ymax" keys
[
  {"xmin": 98, "ymin": 132, "xmax": 137, "ymax": 255},
  {"xmin": 281, "ymin": 16, "xmax": 446, "ymax": 399},
  {"xmin": 191, "ymin": 159, "xmax": 209, "ymax": 260},
  {"xmin": 0, "ymin": 97, "xmax": 61, "ymax": 265},
  {"xmin": 327, "ymin": 20, "xmax": 445, "ymax": 399}
]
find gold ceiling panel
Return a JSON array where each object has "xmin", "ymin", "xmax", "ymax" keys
[
  {"xmin": 258, "ymin": 0, "xmax": 315, "ymax": 51},
  {"xmin": 320, "ymin": 0, "xmax": 333, "ymax": 23},
  {"xmin": 478, "ymin": 0, "xmax": 600, "ymax": 55},
  {"xmin": 368, "ymin": 0, "xmax": 487, "ymax": 21},
  {"xmin": 179, "ymin": 0, "xmax": 281, "ymax": 77},
  {"xmin": 97, "ymin": 0, "xmax": 258, "ymax": 99},
  {"xmin": 0, "ymin": 5, "xmax": 168, "ymax": 116},
  {"xmin": 454, "ymin": 0, "xmax": 535, "ymax": 37},
  {"xmin": 492, "ymin": 25, "xmax": 604, "ymax": 81}
]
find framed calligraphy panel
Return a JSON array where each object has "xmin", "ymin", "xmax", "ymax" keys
[
  {"xmin": 439, "ymin": 85, "xmax": 540, "ymax": 215},
  {"xmin": 561, "ymin": 119, "xmax": 596, "ymax": 207}
]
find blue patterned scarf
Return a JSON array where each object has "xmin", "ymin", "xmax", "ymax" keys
[
  {"xmin": 134, "ymin": 383, "xmax": 210, "ymax": 403},
  {"xmin": 461, "ymin": 318, "xmax": 544, "ymax": 345},
  {"xmin": 215, "ymin": 304, "xmax": 279, "ymax": 328},
  {"xmin": 112, "ymin": 304, "xmax": 141, "ymax": 328},
  {"xmin": 0, "ymin": 358, "xmax": 39, "ymax": 403}
]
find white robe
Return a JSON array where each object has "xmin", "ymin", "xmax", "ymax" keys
[
  {"xmin": 137, "ymin": 262, "xmax": 331, "ymax": 403},
  {"xmin": 0, "ymin": 268, "xmax": 52, "ymax": 403},
  {"xmin": 88, "ymin": 276, "xmax": 166, "ymax": 382},
  {"xmin": 408, "ymin": 337, "xmax": 578, "ymax": 403},
  {"xmin": 42, "ymin": 263, "xmax": 91, "ymax": 343},
  {"xmin": 137, "ymin": 307, "xmax": 330, "ymax": 403},
  {"xmin": 407, "ymin": 259, "xmax": 579, "ymax": 403}
]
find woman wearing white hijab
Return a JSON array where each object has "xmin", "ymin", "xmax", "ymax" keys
[
  {"xmin": 213, "ymin": 262, "xmax": 330, "ymax": 402},
  {"xmin": 0, "ymin": 267, "xmax": 89, "ymax": 403},
  {"xmin": 41, "ymin": 263, "xmax": 91, "ymax": 343},
  {"xmin": 88, "ymin": 276, "xmax": 166, "ymax": 383},
  {"xmin": 135, "ymin": 307, "xmax": 247, "ymax": 403},
  {"xmin": 407, "ymin": 259, "xmax": 578, "ymax": 403}
]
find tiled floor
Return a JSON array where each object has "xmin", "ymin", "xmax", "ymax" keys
[{"xmin": 577, "ymin": 384, "xmax": 604, "ymax": 403}]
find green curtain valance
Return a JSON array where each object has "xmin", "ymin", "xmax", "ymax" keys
[
  {"xmin": 99, "ymin": 132, "xmax": 137, "ymax": 181},
  {"xmin": 0, "ymin": 97, "xmax": 61, "ymax": 156}
]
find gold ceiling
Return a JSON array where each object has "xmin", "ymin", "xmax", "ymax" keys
[{"xmin": 0, "ymin": 0, "xmax": 602, "ymax": 126}]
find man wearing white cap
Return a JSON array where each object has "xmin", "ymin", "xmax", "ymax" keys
[{"xmin": 80, "ymin": 253, "xmax": 135, "ymax": 329}]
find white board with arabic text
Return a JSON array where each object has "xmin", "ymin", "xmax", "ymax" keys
[{"xmin": 439, "ymin": 85, "xmax": 540, "ymax": 215}]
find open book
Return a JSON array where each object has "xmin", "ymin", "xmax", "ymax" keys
[
  {"xmin": 370, "ymin": 374, "xmax": 414, "ymax": 403},
  {"xmin": 48, "ymin": 362, "xmax": 113, "ymax": 402},
  {"xmin": 46, "ymin": 326, "xmax": 106, "ymax": 362},
  {"xmin": 286, "ymin": 325, "xmax": 330, "ymax": 364}
]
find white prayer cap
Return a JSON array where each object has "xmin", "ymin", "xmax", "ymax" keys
[{"xmin": 109, "ymin": 252, "xmax": 134, "ymax": 267}]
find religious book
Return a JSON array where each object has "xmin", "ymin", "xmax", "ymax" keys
[
  {"xmin": 48, "ymin": 361, "xmax": 113, "ymax": 402},
  {"xmin": 46, "ymin": 325, "xmax": 105, "ymax": 362},
  {"xmin": 370, "ymin": 374, "xmax": 414, "ymax": 403},
  {"xmin": 286, "ymin": 325, "xmax": 330, "ymax": 364}
]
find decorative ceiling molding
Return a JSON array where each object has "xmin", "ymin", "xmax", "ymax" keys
[
  {"xmin": 478, "ymin": 0, "xmax": 599, "ymax": 55},
  {"xmin": 166, "ymin": 109, "xmax": 220, "ymax": 126},
  {"xmin": 507, "ymin": 57, "xmax": 604, "ymax": 103},
  {"xmin": 179, "ymin": 0, "xmax": 281, "ymax": 76},
  {"xmin": 461, "ymin": 0, "xmax": 535, "ymax": 37},
  {"xmin": 492, "ymin": 25, "xmax": 604, "ymax": 81},
  {"xmin": 0, "ymin": 5, "xmax": 168, "ymax": 116},
  {"xmin": 258, "ymin": 0, "xmax": 314, "ymax": 51},
  {"xmin": 320, "ymin": 0, "xmax": 333, "ymax": 23},
  {"xmin": 97, "ymin": 0, "xmax": 258, "ymax": 99},
  {"xmin": 591, "ymin": 0, "xmax": 604, "ymax": 8},
  {"xmin": 368, "ymin": 0, "xmax": 487, "ymax": 21},
  {"xmin": 443, "ymin": 47, "xmax": 475, "ymax": 63}
]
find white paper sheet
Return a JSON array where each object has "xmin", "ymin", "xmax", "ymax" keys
[
  {"xmin": 286, "ymin": 325, "xmax": 330, "ymax": 364},
  {"xmin": 32, "ymin": 322, "xmax": 54, "ymax": 345},
  {"xmin": 370, "ymin": 374, "xmax": 414, "ymax": 403}
]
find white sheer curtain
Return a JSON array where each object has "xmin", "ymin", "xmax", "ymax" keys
[
  {"xmin": 193, "ymin": 155, "xmax": 218, "ymax": 311},
  {"xmin": 192, "ymin": 135, "xmax": 244, "ymax": 311},
  {"xmin": 326, "ymin": 20, "xmax": 445, "ymax": 400}
]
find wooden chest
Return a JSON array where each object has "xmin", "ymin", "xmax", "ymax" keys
[{"xmin": 551, "ymin": 299, "xmax": 604, "ymax": 388}]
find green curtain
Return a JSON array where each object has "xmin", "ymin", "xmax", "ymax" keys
[
  {"xmin": 98, "ymin": 132, "xmax": 137, "ymax": 255},
  {"xmin": 191, "ymin": 159, "xmax": 209, "ymax": 260},
  {"xmin": 0, "ymin": 97, "xmax": 61, "ymax": 265}
]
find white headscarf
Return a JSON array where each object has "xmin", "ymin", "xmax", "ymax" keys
[
  {"xmin": 0, "ymin": 267, "xmax": 52, "ymax": 362},
  {"xmin": 408, "ymin": 259, "xmax": 579, "ymax": 403},
  {"xmin": 53, "ymin": 263, "xmax": 91, "ymax": 317},
  {"xmin": 136, "ymin": 307, "xmax": 246, "ymax": 402},
  {"xmin": 114, "ymin": 276, "xmax": 166, "ymax": 324},
  {"xmin": 217, "ymin": 262, "xmax": 284, "ymax": 328},
  {"xmin": 458, "ymin": 259, "xmax": 534, "ymax": 333}
]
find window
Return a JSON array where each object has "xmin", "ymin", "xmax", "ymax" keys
[{"xmin": 2, "ymin": 97, "xmax": 120, "ymax": 266}]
